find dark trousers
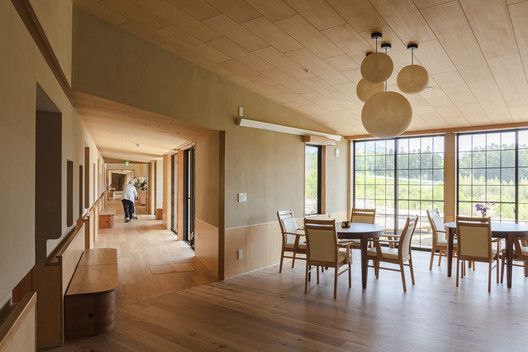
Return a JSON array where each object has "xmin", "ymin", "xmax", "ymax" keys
[{"xmin": 122, "ymin": 199, "xmax": 134, "ymax": 219}]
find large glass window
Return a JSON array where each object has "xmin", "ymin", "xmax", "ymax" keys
[
  {"xmin": 353, "ymin": 135, "xmax": 445, "ymax": 248},
  {"xmin": 305, "ymin": 145, "xmax": 322, "ymax": 215},
  {"xmin": 354, "ymin": 140, "xmax": 395, "ymax": 231},
  {"xmin": 397, "ymin": 136, "xmax": 444, "ymax": 247},
  {"xmin": 457, "ymin": 131, "xmax": 516, "ymax": 221}
]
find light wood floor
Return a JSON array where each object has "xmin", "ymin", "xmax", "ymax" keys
[
  {"xmin": 50, "ymin": 220, "xmax": 528, "ymax": 352},
  {"xmin": 89, "ymin": 199, "xmax": 213, "ymax": 307}
]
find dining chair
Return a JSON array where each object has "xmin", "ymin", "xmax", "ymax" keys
[
  {"xmin": 500, "ymin": 239, "xmax": 528, "ymax": 283},
  {"xmin": 277, "ymin": 209, "xmax": 306, "ymax": 273},
  {"xmin": 367, "ymin": 216, "xmax": 418, "ymax": 292},
  {"xmin": 304, "ymin": 218, "xmax": 352, "ymax": 299},
  {"xmin": 338, "ymin": 208, "xmax": 376, "ymax": 252},
  {"xmin": 427, "ymin": 209, "xmax": 456, "ymax": 270},
  {"xmin": 455, "ymin": 216, "xmax": 500, "ymax": 292}
]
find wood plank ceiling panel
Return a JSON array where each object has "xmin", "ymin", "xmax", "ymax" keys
[
  {"xmin": 74, "ymin": 0, "xmax": 528, "ymax": 135},
  {"xmin": 285, "ymin": 0, "xmax": 345, "ymax": 30},
  {"xmin": 241, "ymin": 16, "xmax": 303, "ymax": 52},
  {"xmin": 276, "ymin": 15, "xmax": 343, "ymax": 58},
  {"xmin": 204, "ymin": 14, "xmax": 267, "ymax": 51},
  {"xmin": 243, "ymin": 0, "xmax": 297, "ymax": 22}
]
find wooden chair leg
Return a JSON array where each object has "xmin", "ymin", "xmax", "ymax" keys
[
  {"xmin": 316, "ymin": 266, "xmax": 320, "ymax": 284},
  {"xmin": 348, "ymin": 261, "xmax": 352, "ymax": 288},
  {"xmin": 291, "ymin": 251, "xmax": 297, "ymax": 268},
  {"xmin": 488, "ymin": 261, "xmax": 492, "ymax": 293},
  {"xmin": 400, "ymin": 263, "xmax": 407, "ymax": 293},
  {"xmin": 409, "ymin": 257, "xmax": 415, "ymax": 286},
  {"xmin": 472, "ymin": 261, "xmax": 476, "ymax": 271},
  {"xmin": 500, "ymin": 255, "xmax": 505, "ymax": 283},
  {"xmin": 279, "ymin": 249, "xmax": 285, "ymax": 273},
  {"xmin": 374, "ymin": 259, "xmax": 379, "ymax": 279},
  {"xmin": 456, "ymin": 258, "xmax": 460, "ymax": 288},
  {"xmin": 333, "ymin": 267, "xmax": 338, "ymax": 299},
  {"xmin": 429, "ymin": 246, "xmax": 435, "ymax": 271},
  {"xmin": 438, "ymin": 251, "xmax": 442, "ymax": 266},
  {"xmin": 496, "ymin": 256, "xmax": 500, "ymax": 284},
  {"xmin": 304, "ymin": 263, "xmax": 309, "ymax": 294}
]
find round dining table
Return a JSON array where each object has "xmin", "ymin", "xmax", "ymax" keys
[
  {"xmin": 337, "ymin": 223, "xmax": 385, "ymax": 289},
  {"xmin": 444, "ymin": 222, "xmax": 528, "ymax": 288}
]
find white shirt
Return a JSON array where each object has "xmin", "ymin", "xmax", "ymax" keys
[{"xmin": 123, "ymin": 183, "xmax": 138, "ymax": 203}]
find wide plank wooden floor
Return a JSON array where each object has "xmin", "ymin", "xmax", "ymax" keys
[{"xmin": 50, "ymin": 219, "xmax": 528, "ymax": 352}]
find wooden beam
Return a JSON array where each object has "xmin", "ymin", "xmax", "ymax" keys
[{"xmin": 345, "ymin": 121, "xmax": 528, "ymax": 140}]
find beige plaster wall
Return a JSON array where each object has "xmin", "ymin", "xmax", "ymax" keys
[
  {"xmin": 29, "ymin": 0, "xmax": 72, "ymax": 85},
  {"xmin": 0, "ymin": 0, "xmax": 101, "ymax": 305}
]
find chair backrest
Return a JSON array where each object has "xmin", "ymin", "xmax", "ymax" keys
[
  {"xmin": 456, "ymin": 216, "xmax": 491, "ymax": 261},
  {"xmin": 426, "ymin": 209, "xmax": 445, "ymax": 244},
  {"xmin": 399, "ymin": 216, "xmax": 418, "ymax": 260},
  {"xmin": 350, "ymin": 208, "xmax": 376, "ymax": 224},
  {"xmin": 277, "ymin": 210, "xmax": 298, "ymax": 246},
  {"xmin": 304, "ymin": 218, "xmax": 337, "ymax": 264}
]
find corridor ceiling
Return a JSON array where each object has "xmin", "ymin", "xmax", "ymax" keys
[
  {"xmin": 73, "ymin": 91, "xmax": 209, "ymax": 162},
  {"xmin": 74, "ymin": 0, "xmax": 528, "ymax": 135}
]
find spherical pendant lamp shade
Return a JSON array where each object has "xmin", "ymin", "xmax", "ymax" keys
[
  {"xmin": 397, "ymin": 64, "xmax": 428, "ymax": 93},
  {"xmin": 360, "ymin": 53, "xmax": 393, "ymax": 83},
  {"xmin": 356, "ymin": 79, "xmax": 384, "ymax": 102},
  {"xmin": 361, "ymin": 92, "xmax": 412, "ymax": 138}
]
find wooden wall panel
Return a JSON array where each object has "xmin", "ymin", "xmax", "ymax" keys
[
  {"xmin": 194, "ymin": 219, "xmax": 219, "ymax": 279},
  {"xmin": 0, "ymin": 293, "xmax": 36, "ymax": 352}
]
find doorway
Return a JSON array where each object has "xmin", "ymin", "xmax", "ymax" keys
[
  {"xmin": 183, "ymin": 147, "xmax": 195, "ymax": 248},
  {"xmin": 170, "ymin": 154, "xmax": 177, "ymax": 234}
]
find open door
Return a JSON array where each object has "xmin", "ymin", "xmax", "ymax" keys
[{"xmin": 183, "ymin": 147, "xmax": 195, "ymax": 248}]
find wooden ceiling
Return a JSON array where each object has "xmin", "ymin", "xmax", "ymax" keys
[
  {"xmin": 72, "ymin": 91, "xmax": 209, "ymax": 162},
  {"xmin": 73, "ymin": 0, "xmax": 528, "ymax": 135}
]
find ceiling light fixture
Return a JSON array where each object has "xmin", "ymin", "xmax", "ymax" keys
[
  {"xmin": 397, "ymin": 43, "xmax": 429, "ymax": 94},
  {"xmin": 360, "ymin": 32, "xmax": 393, "ymax": 83},
  {"xmin": 360, "ymin": 34, "xmax": 413, "ymax": 138}
]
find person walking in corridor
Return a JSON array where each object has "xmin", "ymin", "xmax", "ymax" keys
[{"xmin": 122, "ymin": 179, "xmax": 138, "ymax": 222}]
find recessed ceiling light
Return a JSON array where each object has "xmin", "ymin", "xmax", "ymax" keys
[{"xmin": 424, "ymin": 86, "xmax": 433, "ymax": 92}]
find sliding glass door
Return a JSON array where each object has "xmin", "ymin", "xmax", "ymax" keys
[{"xmin": 353, "ymin": 135, "xmax": 445, "ymax": 248}]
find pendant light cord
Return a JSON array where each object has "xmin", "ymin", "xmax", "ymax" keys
[{"xmin": 384, "ymin": 46, "xmax": 388, "ymax": 92}]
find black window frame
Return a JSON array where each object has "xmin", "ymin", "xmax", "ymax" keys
[
  {"xmin": 456, "ymin": 129, "xmax": 520, "ymax": 222},
  {"xmin": 305, "ymin": 144, "xmax": 323, "ymax": 216},
  {"xmin": 352, "ymin": 134, "xmax": 445, "ymax": 249}
]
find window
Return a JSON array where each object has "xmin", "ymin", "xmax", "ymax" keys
[
  {"xmin": 397, "ymin": 136, "xmax": 444, "ymax": 247},
  {"xmin": 353, "ymin": 135, "xmax": 445, "ymax": 248},
  {"xmin": 305, "ymin": 145, "xmax": 322, "ymax": 215},
  {"xmin": 457, "ymin": 131, "xmax": 516, "ymax": 222},
  {"xmin": 354, "ymin": 140, "xmax": 395, "ymax": 231}
]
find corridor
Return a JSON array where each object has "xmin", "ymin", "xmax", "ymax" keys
[{"xmin": 88, "ymin": 198, "xmax": 213, "ymax": 308}]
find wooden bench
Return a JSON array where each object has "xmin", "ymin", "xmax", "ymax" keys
[
  {"xmin": 64, "ymin": 248, "xmax": 117, "ymax": 339},
  {"xmin": 33, "ymin": 221, "xmax": 118, "ymax": 348},
  {"xmin": 99, "ymin": 209, "xmax": 116, "ymax": 229}
]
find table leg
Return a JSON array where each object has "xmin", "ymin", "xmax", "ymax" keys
[
  {"xmin": 507, "ymin": 235, "xmax": 514, "ymax": 289},
  {"xmin": 361, "ymin": 234, "xmax": 368, "ymax": 289},
  {"xmin": 447, "ymin": 228, "xmax": 454, "ymax": 277}
]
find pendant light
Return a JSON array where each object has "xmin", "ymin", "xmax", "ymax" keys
[
  {"xmin": 361, "ymin": 91, "xmax": 412, "ymax": 138},
  {"xmin": 361, "ymin": 42, "xmax": 412, "ymax": 138},
  {"xmin": 360, "ymin": 32, "xmax": 393, "ymax": 83},
  {"xmin": 357, "ymin": 78, "xmax": 384, "ymax": 102},
  {"xmin": 397, "ymin": 43, "xmax": 429, "ymax": 94}
]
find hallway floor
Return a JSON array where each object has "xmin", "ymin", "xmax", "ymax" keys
[
  {"xmin": 50, "ymin": 218, "xmax": 528, "ymax": 351},
  {"xmin": 87, "ymin": 199, "xmax": 213, "ymax": 308}
]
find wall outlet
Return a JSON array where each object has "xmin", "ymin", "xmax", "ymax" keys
[
  {"xmin": 238, "ymin": 193, "xmax": 247, "ymax": 203},
  {"xmin": 237, "ymin": 249, "xmax": 244, "ymax": 260}
]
